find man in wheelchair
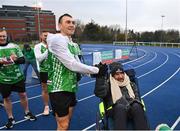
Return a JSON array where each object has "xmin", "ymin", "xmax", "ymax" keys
[{"xmin": 94, "ymin": 62, "xmax": 149, "ymax": 130}]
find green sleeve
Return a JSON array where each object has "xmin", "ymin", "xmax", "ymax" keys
[{"xmin": 15, "ymin": 45, "xmax": 24, "ymax": 57}]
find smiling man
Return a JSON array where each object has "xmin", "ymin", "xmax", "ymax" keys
[
  {"xmin": 94, "ymin": 62, "xmax": 149, "ymax": 130},
  {"xmin": 47, "ymin": 14, "xmax": 99, "ymax": 130},
  {"xmin": 0, "ymin": 28, "xmax": 36, "ymax": 129}
]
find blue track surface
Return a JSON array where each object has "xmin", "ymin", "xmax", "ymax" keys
[{"xmin": 0, "ymin": 44, "xmax": 179, "ymax": 130}]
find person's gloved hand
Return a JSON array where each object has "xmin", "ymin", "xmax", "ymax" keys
[
  {"xmin": 96, "ymin": 62, "xmax": 108, "ymax": 77},
  {"xmin": 91, "ymin": 62, "xmax": 108, "ymax": 78}
]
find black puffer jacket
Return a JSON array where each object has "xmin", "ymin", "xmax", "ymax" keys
[{"xmin": 94, "ymin": 74, "xmax": 142, "ymax": 110}]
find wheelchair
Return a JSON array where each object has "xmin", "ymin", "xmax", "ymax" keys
[{"xmin": 95, "ymin": 64, "xmax": 149, "ymax": 130}]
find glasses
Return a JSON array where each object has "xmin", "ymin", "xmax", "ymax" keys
[
  {"xmin": 66, "ymin": 20, "xmax": 75, "ymax": 25},
  {"xmin": 0, "ymin": 35, "xmax": 7, "ymax": 38}
]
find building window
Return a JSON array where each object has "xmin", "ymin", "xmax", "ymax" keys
[{"xmin": 7, "ymin": 13, "xmax": 18, "ymax": 17}]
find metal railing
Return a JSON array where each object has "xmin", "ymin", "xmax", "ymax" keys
[{"xmin": 113, "ymin": 41, "xmax": 180, "ymax": 48}]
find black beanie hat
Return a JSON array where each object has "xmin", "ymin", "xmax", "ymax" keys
[
  {"xmin": 109, "ymin": 62, "xmax": 124, "ymax": 76},
  {"xmin": 24, "ymin": 43, "xmax": 30, "ymax": 49}
]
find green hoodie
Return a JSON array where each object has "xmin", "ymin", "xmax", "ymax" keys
[{"xmin": 22, "ymin": 47, "xmax": 35, "ymax": 61}]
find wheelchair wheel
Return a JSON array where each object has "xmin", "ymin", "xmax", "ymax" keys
[{"xmin": 96, "ymin": 112, "xmax": 101, "ymax": 130}]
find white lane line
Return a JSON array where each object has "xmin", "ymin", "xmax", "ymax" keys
[
  {"xmin": 171, "ymin": 116, "xmax": 180, "ymax": 130},
  {"xmin": 11, "ymin": 80, "xmax": 95, "ymax": 104},
  {"xmin": 141, "ymin": 67, "xmax": 180, "ymax": 98},
  {"xmin": 26, "ymin": 80, "xmax": 95, "ymax": 90},
  {"xmin": 82, "ymin": 123, "xmax": 97, "ymax": 131},
  {"xmin": 134, "ymin": 52, "xmax": 157, "ymax": 69},
  {"xmin": 137, "ymin": 52, "xmax": 168, "ymax": 79},
  {"xmin": 26, "ymin": 84, "xmax": 41, "ymax": 89},
  {"xmin": 12, "ymin": 95, "xmax": 42, "ymax": 104},
  {"xmin": 124, "ymin": 48, "xmax": 147, "ymax": 65},
  {"xmin": 174, "ymin": 53, "xmax": 180, "ymax": 58},
  {"xmin": 79, "ymin": 80, "xmax": 95, "ymax": 86},
  {"xmin": 0, "ymin": 111, "xmax": 51, "ymax": 129},
  {"xmin": 78, "ymin": 95, "xmax": 95, "ymax": 102}
]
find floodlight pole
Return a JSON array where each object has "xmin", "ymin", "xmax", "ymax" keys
[
  {"xmin": 161, "ymin": 15, "xmax": 165, "ymax": 42},
  {"xmin": 161, "ymin": 15, "xmax": 165, "ymax": 30},
  {"xmin": 36, "ymin": 0, "xmax": 41, "ymax": 41},
  {"xmin": 125, "ymin": 0, "xmax": 128, "ymax": 44}
]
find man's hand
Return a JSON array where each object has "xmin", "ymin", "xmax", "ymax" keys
[
  {"xmin": 0, "ymin": 57, "xmax": 14, "ymax": 65},
  {"xmin": 10, "ymin": 54, "xmax": 17, "ymax": 61}
]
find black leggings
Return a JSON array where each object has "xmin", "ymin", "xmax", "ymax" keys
[{"xmin": 112, "ymin": 102, "xmax": 149, "ymax": 130}]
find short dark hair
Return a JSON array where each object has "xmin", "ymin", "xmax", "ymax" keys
[
  {"xmin": 58, "ymin": 13, "xmax": 72, "ymax": 24},
  {"xmin": 24, "ymin": 43, "xmax": 30, "ymax": 49},
  {"xmin": 40, "ymin": 30, "xmax": 48, "ymax": 34}
]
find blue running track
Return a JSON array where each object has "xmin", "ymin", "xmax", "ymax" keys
[{"xmin": 0, "ymin": 44, "xmax": 179, "ymax": 130}]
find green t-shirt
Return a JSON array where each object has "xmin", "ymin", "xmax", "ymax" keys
[{"xmin": 0, "ymin": 43, "xmax": 24, "ymax": 84}]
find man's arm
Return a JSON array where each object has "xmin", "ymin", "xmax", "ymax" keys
[
  {"xmin": 13, "ymin": 56, "xmax": 25, "ymax": 64},
  {"xmin": 0, "ymin": 55, "xmax": 25, "ymax": 66},
  {"xmin": 34, "ymin": 44, "xmax": 48, "ymax": 63},
  {"xmin": 10, "ymin": 53, "xmax": 25, "ymax": 64},
  {"xmin": 47, "ymin": 34, "xmax": 99, "ymax": 74}
]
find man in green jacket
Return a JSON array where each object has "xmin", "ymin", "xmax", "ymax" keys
[{"xmin": 22, "ymin": 44, "xmax": 39, "ymax": 81}]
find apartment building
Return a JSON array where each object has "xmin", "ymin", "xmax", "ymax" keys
[{"xmin": 0, "ymin": 5, "xmax": 56, "ymax": 41}]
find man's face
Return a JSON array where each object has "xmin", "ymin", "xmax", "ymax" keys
[
  {"xmin": 58, "ymin": 16, "xmax": 75, "ymax": 37},
  {"xmin": 40, "ymin": 32, "xmax": 48, "ymax": 43},
  {"xmin": 0, "ymin": 31, "xmax": 7, "ymax": 45},
  {"xmin": 113, "ymin": 72, "xmax": 125, "ymax": 82}
]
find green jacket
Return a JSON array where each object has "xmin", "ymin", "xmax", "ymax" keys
[{"xmin": 22, "ymin": 48, "xmax": 36, "ymax": 61}]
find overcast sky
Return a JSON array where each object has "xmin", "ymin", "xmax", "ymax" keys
[{"xmin": 1, "ymin": 0, "xmax": 180, "ymax": 32}]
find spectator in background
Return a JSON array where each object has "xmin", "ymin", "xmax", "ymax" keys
[
  {"xmin": 34, "ymin": 31, "xmax": 50, "ymax": 115},
  {"xmin": 22, "ymin": 43, "xmax": 39, "ymax": 81}
]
